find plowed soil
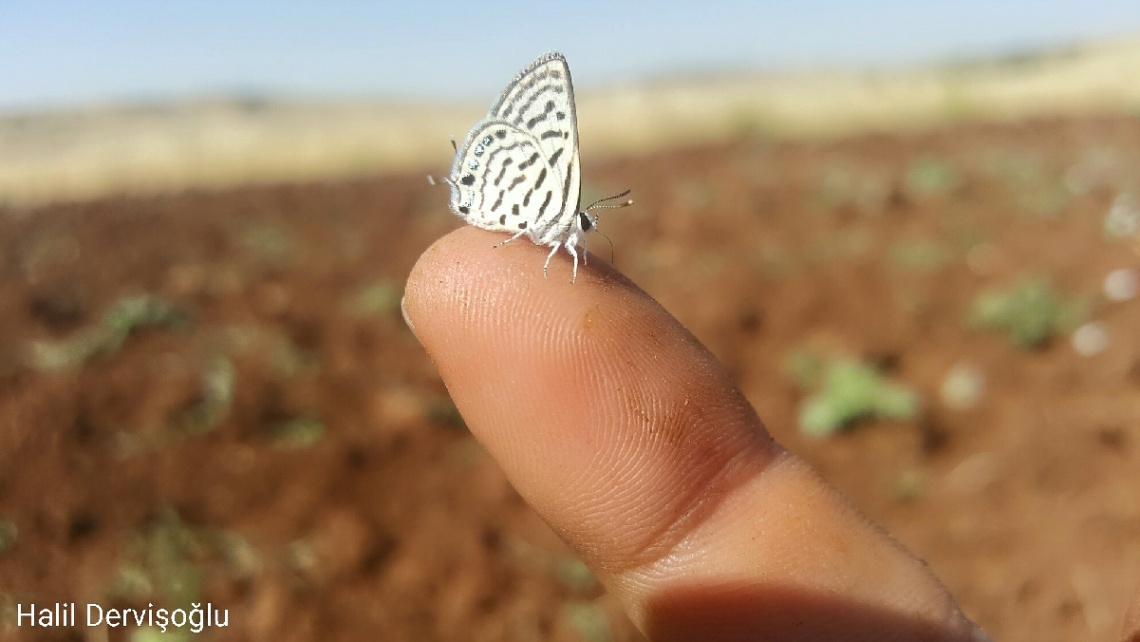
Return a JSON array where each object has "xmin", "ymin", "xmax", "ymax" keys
[{"xmin": 2, "ymin": 115, "xmax": 1140, "ymax": 642}]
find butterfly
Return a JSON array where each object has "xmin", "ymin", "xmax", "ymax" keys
[{"xmin": 436, "ymin": 52, "xmax": 632, "ymax": 282}]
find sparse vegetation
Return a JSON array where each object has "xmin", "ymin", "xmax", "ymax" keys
[
  {"xmin": 889, "ymin": 240, "xmax": 951, "ymax": 272},
  {"xmin": 175, "ymin": 357, "xmax": 235, "ymax": 433},
  {"xmin": 110, "ymin": 510, "xmax": 204, "ymax": 607},
  {"xmin": 269, "ymin": 416, "xmax": 325, "ymax": 449},
  {"xmin": 238, "ymin": 222, "xmax": 293, "ymax": 263},
  {"xmin": 969, "ymin": 277, "xmax": 1086, "ymax": 347},
  {"xmin": 344, "ymin": 279, "xmax": 402, "ymax": 316},
  {"xmin": 27, "ymin": 295, "xmax": 187, "ymax": 371},
  {"xmin": 905, "ymin": 157, "xmax": 960, "ymax": 196},
  {"xmin": 560, "ymin": 601, "xmax": 613, "ymax": 642},
  {"xmin": 553, "ymin": 557, "xmax": 599, "ymax": 594},
  {"xmin": 794, "ymin": 356, "xmax": 922, "ymax": 438}
]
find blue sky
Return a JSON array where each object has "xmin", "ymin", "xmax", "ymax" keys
[{"xmin": 1, "ymin": 1, "xmax": 1137, "ymax": 110}]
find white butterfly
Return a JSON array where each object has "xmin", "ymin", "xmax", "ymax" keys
[{"xmin": 438, "ymin": 52, "xmax": 632, "ymax": 282}]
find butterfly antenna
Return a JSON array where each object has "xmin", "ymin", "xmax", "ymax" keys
[
  {"xmin": 450, "ymin": 137, "xmax": 458, "ymax": 152},
  {"xmin": 585, "ymin": 189, "xmax": 634, "ymax": 212},
  {"xmin": 598, "ymin": 228, "xmax": 616, "ymax": 267}
]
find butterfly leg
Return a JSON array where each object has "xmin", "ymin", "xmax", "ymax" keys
[
  {"xmin": 543, "ymin": 243, "xmax": 562, "ymax": 279},
  {"xmin": 494, "ymin": 230, "xmax": 528, "ymax": 248},
  {"xmin": 564, "ymin": 240, "xmax": 582, "ymax": 283}
]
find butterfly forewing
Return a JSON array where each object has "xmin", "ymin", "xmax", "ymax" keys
[{"xmin": 448, "ymin": 53, "xmax": 581, "ymax": 237}]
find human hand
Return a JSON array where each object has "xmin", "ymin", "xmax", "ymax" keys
[{"xmin": 403, "ymin": 227, "xmax": 1135, "ymax": 641}]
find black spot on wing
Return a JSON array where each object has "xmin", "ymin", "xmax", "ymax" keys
[
  {"xmin": 508, "ymin": 175, "xmax": 526, "ymax": 191},
  {"xmin": 523, "ymin": 190, "xmax": 532, "ymax": 206},
  {"xmin": 549, "ymin": 148, "xmax": 563, "ymax": 166},
  {"xmin": 493, "ymin": 159, "xmax": 512, "ymax": 186},
  {"xmin": 540, "ymin": 130, "xmax": 562, "ymax": 140},
  {"xmin": 460, "ymin": 174, "xmax": 475, "ymax": 186},
  {"xmin": 518, "ymin": 220, "xmax": 528, "ymax": 230},
  {"xmin": 459, "ymin": 206, "xmax": 470, "ymax": 214},
  {"xmin": 512, "ymin": 204, "xmax": 519, "ymax": 216},
  {"xmin": 512, "ymin": 81, "xmax": 567, "ymax": 127},
  {"xmin": 536, "ymin": 190, "xmax": 553, "ymax": 220},
  {"xmin": 556, "ymin": 111, "xmax": 566, "ymax": 121},
  {"xmin": 534, "ymin": 167, "xmax": 547, "ymax": 190},
  {"xmin": 499, "ymin": 214, "xmax": 506, "ymax": 225},
  {"xmin": 496, "ymin": 130, "xmax": 506, "ymax": 139},
  {"xmin": 560, "ymin": 163, "xmax": 574, "ymax": 216},
  {"xmin": 526, "ymin": 113, "xmax": 547, "ymax": 130},
  {"xmin": 491, "ymin": 190, "xmax": 504, "ymax": 212}
]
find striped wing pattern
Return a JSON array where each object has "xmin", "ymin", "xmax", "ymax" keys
[{"xmin": 447, "ymin": 53, "xmax": 581, "ymax": 240}]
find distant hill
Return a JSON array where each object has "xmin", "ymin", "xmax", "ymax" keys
[{"xmin": 3, "ymin": 36, "xmax": 1139, "ymax": 206}]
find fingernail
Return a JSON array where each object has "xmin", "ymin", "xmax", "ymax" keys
[{"xmin": 400, "ymin": 296, "xmax": 418, "ymax": 339}]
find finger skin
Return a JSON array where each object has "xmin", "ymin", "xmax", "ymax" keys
[
  {"xmin": 1123, "ymin": 582, "xmax": 1140, "ymax": 642},
  {"xmin": 404, "ymin": 226, "xmax": 984, "ymax": 641}
]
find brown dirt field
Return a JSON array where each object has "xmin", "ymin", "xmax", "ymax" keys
[{"xmin": 2, "ymin": 115, "xmax": 1140, "ymax": 641}]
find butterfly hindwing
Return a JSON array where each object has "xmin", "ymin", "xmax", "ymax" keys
[{"xmin": 448, "ymin": 119, "xmax": 566, "ymax": 234}]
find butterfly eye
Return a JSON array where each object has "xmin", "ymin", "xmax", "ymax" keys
[{"xmin": 578, "ymin": 212, "xmax": 593, "ymax": 232}]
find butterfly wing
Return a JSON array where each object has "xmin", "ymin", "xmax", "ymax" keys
[{"xmin": 448, "ymin": 53, "xmax": 581, "ymax": 238}]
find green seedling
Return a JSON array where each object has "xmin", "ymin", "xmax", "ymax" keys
[
  {"xmin": 110, "ymin": 510, "xmax": 202, "ymax": 607},
  {"xmin": 782, "ymin": 349, "xmax": 825, "ymax": 391},
  {"xmin": 343, "ymin": 280, "xmax": 402, "ymax": 316},
  {"xmin": 798, "ymin": 358, "xmax": 921, "ymax": 438},
  {"xmin": 892, "ymin": 469, "xmax": 928, "ymax": 502},
  {"xmin": 553, "ymin": 557, "xmax": 599, "ymax": 594},
  {"xmin": 888, "ymin": 240, "xmax": 950, "ymax": 272},
  {"xmin": 270, "ymin": 416, "xmax": 325, "ymax": 449},
  {"xmin": 238, "ymin": 222, "xmax": 293, "ymax": 262},
  {"xmin": 27, "ymin": 295, "xmax": 187, "ymax": 371},
  {"xmin": 969, "ymin": 277, "xmax": 1086, "ymax": 347},
  {"xmin": 176, "ymin": 357, "xmax": 235, "ymax": 433},
  {"xmin": 906, "ymin": 157, "xmax": 960, "ymax": 196},
  {"xmin": 560, "ymin": 601, "xmax": 613, "ymax": 642}
]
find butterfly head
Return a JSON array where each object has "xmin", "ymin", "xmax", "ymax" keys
[{"xmin": 578, "ymin": 211, "xmax": 596, "ymax": 233}]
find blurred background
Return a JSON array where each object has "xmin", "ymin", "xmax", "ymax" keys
[{"xmin": 2, "ymin": 2, "xmax": 1140, "ymax": 641}]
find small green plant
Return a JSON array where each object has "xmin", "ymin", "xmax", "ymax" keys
[
  {"xmin": 560, "ymin": 601, "xmax": 613, "ymax": 642},
  {"xmin": 798, "ymin": 358, "xmax": 921, "ymax": 438},
  {"xmin": 888, "ymin": 240, "xmax": 950, "ymax": 272},
  {"xmin": 553, "ymin": 557, "xmax": 599, "ymax": 594},
  {"xmin": 891, "ymin": 470, "xmax": 927, "ymax": 502},
  {"xmin": 905, "ymin": 157, "xmax": 960, "ymax": 196},
  {"xmin": 238, "ymin": 222, "xmax": 293, "ymax": 262},
  {"xmin": 27, "ymin": 295, "xmax": 187, "ymax": 371},
  {"xmin": 270, "ymin": 416, "xmax": 325, "ymax": 449},
  {"xmin": 782, "ymin": 349, "xmax": 825, "ymax": 391},
  {"xmin": 969, "ymin": 277, "xmax": 1085, "ymax": 347},
  {"xmin": 176, "ymin": 357, "xmax": 235, "ymax": 433},
  {"xmin": 343, "ymin": 280, "xmax": 402, "ymax": 316},
  {"xmin": 110, "ymin": 509, "xmax": 203, "ymax": 607}
]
